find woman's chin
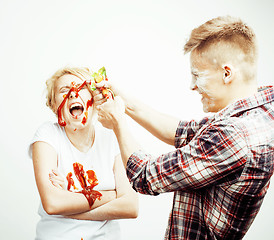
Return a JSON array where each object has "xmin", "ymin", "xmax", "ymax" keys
[{"xmin": 65, "ymin": 116, "xmax": 86, "ymax": 129}]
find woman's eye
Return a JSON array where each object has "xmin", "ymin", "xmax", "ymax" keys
[
  {"xmin": 79, "ymin": 85, "xmax": 88, "ymax": 91},
  {"xmin": 60, "ymin": 88, "xmax": 69, "ymax": 93}
]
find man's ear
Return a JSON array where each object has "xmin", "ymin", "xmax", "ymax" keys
[{"xmin": 222, "ymin": 65, "xmax": 233, "ymax": 84}]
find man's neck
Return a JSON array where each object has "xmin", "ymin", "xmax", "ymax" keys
[{"xmin": 228, "ymin": 81, "xmax": 258, "ymax": 106}]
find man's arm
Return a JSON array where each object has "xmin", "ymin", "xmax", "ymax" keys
[
  {"xmin": 98, "ymin": 99, "xmax": 248, "ymax": 195},
  {"xmin": 125, "ymin": 96, "xmax": 180, "ymax": 145},
  {"xmin": 97, "ymin": 97, "xmax": 141, "ymax": 168},
  {"xmin": 94, "ymin": 82, "xmax": 180, "ymax": 146}
]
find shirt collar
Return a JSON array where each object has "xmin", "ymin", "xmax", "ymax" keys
[{"xmin": 214, "ymin": 86, "xmax": 274, "ymax": 121}]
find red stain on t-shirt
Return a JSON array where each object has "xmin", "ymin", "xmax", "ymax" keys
[{"xmin": 66, "ymin": 162, "xmax": 102, "ymax": 208}]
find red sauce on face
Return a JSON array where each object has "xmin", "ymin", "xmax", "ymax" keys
[
  {"xmin": 81, "ymin": 99, "xmax": 93, "ymax": 125},
  {"xmin": 69, "ymin": 162, "xmax": 102, "ymax": 208},
  {"xmin": 81, "ymin": 117, "xmax": 87, "ymax": 125},
  {"xmin": 81, "ymin": 111, "xmax": 88, "ymax": 125},
  {"xmin": 57, "ymin": 81, "xmax": 89, "ymax": 127},
  {"xmin": 57, "ymin": 88, "xmax": 73, "ymax": 126},
  {"xmin": 87, "ymin": 99, "xmax": 93, "ymax": 109}
]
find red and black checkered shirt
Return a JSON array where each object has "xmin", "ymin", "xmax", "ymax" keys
[{"xmin": 127, "ymin": 86, "xmax": 274, "ymax": 240}]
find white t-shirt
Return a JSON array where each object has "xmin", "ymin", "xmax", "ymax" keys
[{"xmin": 29, "ymin": 121, "xmax": 121, "ymax": 240}]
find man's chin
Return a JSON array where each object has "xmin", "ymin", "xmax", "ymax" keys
[
  {"xmin": 202, "ymin": 104, "xmax": 218, "ymax": 113},
  {"xmin": 202, "ymin": 104, "xmax": 210, "ymax": 113}
]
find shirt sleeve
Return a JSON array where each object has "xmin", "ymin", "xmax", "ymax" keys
[
  {"xmin": 28, "ymin": 122, "xmax": 59, "ymax": 159},
  {"xmin": 175, "ymin": 116, "xmax": 214, "ymax": 148},
  {"xmin": 126, "ymin": 120, "xmax": 248, "ymax": 195}
]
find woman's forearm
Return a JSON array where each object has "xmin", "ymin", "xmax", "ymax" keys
[
  {"xmin": 67, "ymin": 155, "xmax": 139, "ymax": 221},
  {"xmin": 42, "ymin": 188, "xmax": 117, "ymax": 216},
  {"xmin": 67, "ymin": 192, "xmax": 138, "ymax": 221}
]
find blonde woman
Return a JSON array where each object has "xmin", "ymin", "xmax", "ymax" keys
[{"xmin": 29, "ymin": 67, "xmax": 138, "ymax": 240}]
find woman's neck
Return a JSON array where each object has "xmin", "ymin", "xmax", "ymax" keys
[{"xmin": 65, "ymin": 123, "xmax": 95, "ymax": 153}]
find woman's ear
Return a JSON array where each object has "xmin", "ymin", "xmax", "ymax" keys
[{"xmin": 222, "ymin": 65, "xmax": 233, "ymax": 84}]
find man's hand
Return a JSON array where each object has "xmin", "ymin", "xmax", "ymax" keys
[
  {"xmin": 93, "ymin": 80, "xmax": 126, "ymax": 129},
  {"xmin": 97, "ymin": 96, "xmax": 126, "ymax": 129}
]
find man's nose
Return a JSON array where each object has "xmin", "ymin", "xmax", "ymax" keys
[{"xmin": 190, "ymin": 80, "xmax": 197, "ymax": 91}]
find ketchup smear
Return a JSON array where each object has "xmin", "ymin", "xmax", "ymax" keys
[
  {"xmin": 66, "ymin": 162, "xmax": 102, "ymax": 208},
  {"xmin": 66, "ymin": 172, "xmax": 77, "ymax": 191},
  {"xmin": 57, "ymin": 81, "xmax": 93, "ymax": 127}
]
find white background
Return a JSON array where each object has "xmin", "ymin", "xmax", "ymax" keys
[{"xmin": 0, "ymin": 0, "xmax": 273, "ymax": 239}]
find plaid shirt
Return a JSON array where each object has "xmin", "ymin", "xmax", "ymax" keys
[{"xmin": 127, "ymin": 86, "xmax": 274, "ymax": 240}]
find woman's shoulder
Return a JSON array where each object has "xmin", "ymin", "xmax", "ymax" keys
[
  {"xmin": 36, "ymin": 121, "xmax": 62, "ymax": 135},
  {"xmin": 29, "ymin": 121, "xmax": 62, "ymax": 158},
  {"xmin": 32, "ymin": 121, "xmax": 65, "ymax": 145}
]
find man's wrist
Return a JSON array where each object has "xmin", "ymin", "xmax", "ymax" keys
[{"xmin": 112, "ymin": 115, "xmax": 127, "ymax": 133}]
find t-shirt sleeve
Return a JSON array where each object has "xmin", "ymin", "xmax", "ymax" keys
[{"xmin": 28, "ymin": 121, "xmax": 59, "ymax": 159}]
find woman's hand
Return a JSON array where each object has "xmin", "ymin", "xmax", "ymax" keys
[{"xmin": 49, "ymin": 169, "xmax": 66, "ymax": 190}]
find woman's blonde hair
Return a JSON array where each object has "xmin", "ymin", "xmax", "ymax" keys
[{"xmin": 46, "ymin": 67, "xmax": 93, "ymax": 112}]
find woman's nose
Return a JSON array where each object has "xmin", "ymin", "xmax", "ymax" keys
[{"xmin": 70, "ymin": 91, "xmax": 77, "ymax": 98}]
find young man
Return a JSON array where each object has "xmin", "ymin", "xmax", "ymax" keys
[{"xmin": 95, "ymin": 16, "xmax": 274, "ymax": 239}]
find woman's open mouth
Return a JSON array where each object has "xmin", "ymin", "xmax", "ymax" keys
[{"xmin": 69, "ymin": 102, "xmax": 84, "ymax": 118}]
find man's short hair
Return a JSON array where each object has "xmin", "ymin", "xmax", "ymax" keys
[{"xmin": 184, "ymin": 16, "xmax": 257, "ymax": 64}]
